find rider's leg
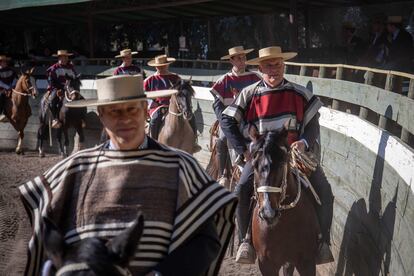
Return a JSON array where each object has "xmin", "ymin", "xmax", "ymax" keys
[
  {"xmin": 0, "ymin": 92, "xmax": 4, "ymax": 114},
  {"xmin": 234, "ymin": 161, "xmax": 254, "ymax": 243},
  {"xmin": 216, "ymin": 128, "xmax": 229, "ymax": 180},
  {"xmin": 149, "ymin": 109, "xmax": 163, "ymax": 140},
  {"xmin": 234, "ymin": 160, "xmax": 256, "ymax": 264},
  {"xmin": 49, "ymin": 90, "xmax": 59, "ymax": 119}
]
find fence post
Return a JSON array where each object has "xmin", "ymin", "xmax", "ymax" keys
[
  {"xmin": 335, "ymin": 66, "xmax": 343, "ymax": 80},
  {"xmin": 378, "ymin": 73, "xmax": 396, "ymax": 130},
  {"xmin": 299, "ymin": 65, "xmax": 306, "ymax": 76},
  {"xmin": 359, "ymin": 71, "xmax": 373, "ymax": 120},
  {"xmin": 401, "ymin": 78, "xmax": 414, "ymax": 144}
]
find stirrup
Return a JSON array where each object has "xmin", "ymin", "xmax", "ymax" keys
[
  {"xmin": 316, "ymin": 241, "xmax": 334, "ymax": 264},
  {"xmin": 235, "ymin": 240, "xmax": 256, "ymax": 264}
]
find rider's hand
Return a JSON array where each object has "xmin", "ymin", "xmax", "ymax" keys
[
  {"xmin": 243, "ymin": 150, "xmax": 251, "ymax": 162},
  {"xmin": 291, "ymin": 140, "xmax": 306, "ymax": 153}
]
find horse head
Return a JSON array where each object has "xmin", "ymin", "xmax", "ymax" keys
[
  {"xmin": 249, "ymin": 123, "xmax": 290, "ymax": 226},
  {"xmin": 17, "ymin": 67, "xmax": 38, "ymax": 98},
  {"xmin": 64, "ymin": 74, "xmax": 82, "ymax": 101},
  {"xmin": 171, "ymin": 79, "xmax": 195, "ymax": 120},
  {"xmin": 41, "ymin": 213, "xmax": 144, "ymax": 276}
]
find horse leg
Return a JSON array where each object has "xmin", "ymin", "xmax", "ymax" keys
[
  {"xmin": 57, "ymin": 128, "xmax": 65, "ymax": 157},
  {"xmin": 38, "ymin": 123, "xmax": 45, "ymax": 158},
  {"xmin": 63, "ymin": 127, "xmax": 69, "ymax": 157},
  {"xmin": 15, "ymin": 130, "xmax": 24, "ymax": 155},
  {"xmin": 295, "ymin": 260, "xmax": 316, "ymax": 276},
  {"xmin": 282, "ymin": 263, "xmax": 295, "ymax": 276},
  {"xmin": 258, "ymin": 257, "xmax": 280, "ymax": 276},
  {"xmin": 77, "ymin": 126, "xmax": 85, "ymax": 151}
]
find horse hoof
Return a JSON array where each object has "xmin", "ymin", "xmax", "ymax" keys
[
  {"xmin": 16, "ymin": 150, "xmax": 23, "ymax": 155},
  {"xmin": 39, "ymin": 152, "xmax": 45, "ymax": 158}
]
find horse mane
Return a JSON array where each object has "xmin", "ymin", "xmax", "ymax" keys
[
  {"xmin": 174, "ymin": 79, "xmax": 195, "ymax": 98},
  {"xmin": 251, "ymin": 129, "xmax": 289, "ymax": 164}
]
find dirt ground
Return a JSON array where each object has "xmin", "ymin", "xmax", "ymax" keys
[{"xmin": 0, "ymin": 150, "xmax": 261, "ymax": 276}]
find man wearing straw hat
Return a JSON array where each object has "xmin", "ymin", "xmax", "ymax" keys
[
  {"xmin": 0, "ymin": 55, "xmax": 17, "ymax": 122},
  {"xmin": 145, "ymin": 54, "xmax": 201, "ymax": 151},
  {"xmin": 210, "ymin": 46, "xmax": 261, "ymax": 186},
  {"xmin": 46, "ymin": 49, "xmax": 77, "ymax": 128},
  {"xmin": 113, "ymin": 48, "xmax": 142, "ymax": 76},
  {"xmin": 19, "ymin": 74, "xmax": 236, "ymax": 276},
  {"xmin": 221, "ymin": 46, "xmax": 334, "ymax": 264}
]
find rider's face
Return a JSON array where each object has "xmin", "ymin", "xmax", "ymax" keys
[
  {"xmin": 230, "ymin": 54, "xmax": 247, "ymax": 72},
  {"xmin": 122, "ymin": 55, "xmax": 132, "ymax": 66},
  {"xmin": 59, "ymin": 55, "xmax": 69, "ymax": 65},
  {"xmin": 98, "ymin": 101, "xmax": 148, "ymax": 150},
  {"xmin": 259, "ymin": 58, "xmax": 285, "ymax": 88}
]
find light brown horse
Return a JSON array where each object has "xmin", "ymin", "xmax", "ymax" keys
[
  {"xmin": 3, "ymin": 68, "xmax": 37, "ymax": 154},
  {"xmin": 158, "ymin": 80, "xmax": 196, "ymax": 154},
  {"xmin": 249, "ymin": 126, "xmax": 320, "ymax": 276}
]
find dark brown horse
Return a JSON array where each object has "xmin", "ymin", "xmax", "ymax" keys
[
  {"xmin": 2, "ymin": 68, "xmax": 38, "ymax": 154},
  {"xmin": 158, "ymin": 80, "xmax": 196, "ymax": 154},
  {"xmin": 41, "ymin": 213, "xmax": 144, "ymax": 276},
  {"xmin": 38, "ymin": 74, "xmax": 86, "ymax": 157},
  {"xmin": 249, "ymin": 126, "xmax": 320, "ymax": 276}
]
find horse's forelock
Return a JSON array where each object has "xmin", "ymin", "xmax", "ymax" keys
[{"xmin": 253, "ymin": 130, "xmax": 288, "ymax": 164}]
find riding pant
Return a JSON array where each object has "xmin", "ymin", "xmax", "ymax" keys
[
  {"xmin": 216, "ymin": 128, "xmax": 230, "ymax": 177},
  {"xmin": 235, "ymin": 161, "xmax": 334, "ymax": 245},
  {"xmin": 0, "ymin": 91, "xmax": 6, "ymax": 114}
]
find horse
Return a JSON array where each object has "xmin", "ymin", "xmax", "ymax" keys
[
  {"xmin": 41, "ymin": 213, "xmax": 144, "ymax": 276},
  {"xmin": 249, "ymin": 125, "xmax": 320, "ymax": 276},
  {"xmin": 38, "ymin": 74, "xmax": 87, "ymax": 157},
  {"xmin": 158, "ymin": 79, "xmax": 197, "ymax": 154},
  {"xmin": 2, "ymin": 67, "xmax": 38, "ymax": 154},
  {"xmin": 206, "ymin": 120, "xmax": 241, "ymax": 190}
]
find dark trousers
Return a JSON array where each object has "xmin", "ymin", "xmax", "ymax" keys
[
  {"xmin": 0, "ymin": 92, "xmax": 5, "ymax": 114},
  {"xmin": 150, "ymin": 108, "xmax": 198, "ymax": 140},
  {"xmin": 49, "ymin": 90, "xmax": 62, "ymax": 119},
  {"xmin": 216, "ymin": 129, "xmax": 229, "ymax": 177},
  {"xmin": 234, "ymin": 161, "xmax": 333, "ymax": 244}
]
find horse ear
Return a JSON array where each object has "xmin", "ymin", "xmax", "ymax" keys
[
  {"xmin": 42, "ymin": 217, "xmax": 65, "ymax": 265},
  {"xmin": 106, "ymin": 213, "xmax": 144, "ymax": 265},
  {"xmin": 248, "ymin": 124, "xmax": 260, "ymax": 142},
  {"xmin": 189, "ymin": 76, "xmax": 193, "ymax": 85},
  {"xmin": 27, "ymin": 67, "xmax": 35, "ymax": 75},
  {"xmin": 76, "ymin": 73, "xmax": 82, "ymax": 79}
]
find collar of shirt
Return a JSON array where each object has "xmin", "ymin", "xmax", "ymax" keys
[
  {"xmin": 262, "ymin": 78, "xmax": 286, "ymax": 89},
  {"xmin": 108, "ymin": 135, "xmax": 149, "ymax": 150},
  {"xmin": 231, "ymin": 68, "xmax": 246, "ymax": 76}
]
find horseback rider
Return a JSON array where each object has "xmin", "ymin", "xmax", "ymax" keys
[
  {"xmin": 20, "ymin": 75, "xmax": 237, "ymax": 276},
  {"xmin": 145, "ymin": 54, "xmax": 201, "ymax": 152},
  {"xmin": 0, "ymin": 55, "xmax": 17, "ymax": 122},
  {"xmin": 113, "ymin": 48, "xmax": 142, "ymax": 75},
  {"xmin": 221, "ymin": 46, "xmax": 334, "ymax": 264},
  {"xmin": 210, "ymin": 46, "xmax": 261, "ymax": 186},
  {"xmin": 46, "ymin": 50, "xmax": 76, "ymax": 128}
]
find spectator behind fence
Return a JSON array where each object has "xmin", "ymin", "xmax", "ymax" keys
[{"xmin": 384, "ymin": 16, "xmax": 414, "ymax": 72}]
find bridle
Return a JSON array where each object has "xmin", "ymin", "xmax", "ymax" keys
[
  {"xmin": 12, "ymin": 75, "xmax": 37, "ymax": 98},
  {"xmin": 254, "ymin": 146, "xmax": 319, "ymax": 215},
  {"xmin": 54, "ymin": 262, "xmax": 132, "ymax": 276},
  {"xmin": 64, "ymin": 80, "xmax": 80, "ymax": 102},
  {"xmin": 169, "ymin": 92, "xmax": 193, "ymax": 120},
  {"xmin": 254, "ymin": 150, "xmax": 303, "ymax": 211}
]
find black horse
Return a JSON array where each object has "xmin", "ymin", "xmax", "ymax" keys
[{"xmin": 38, "ymin": 74, "xmax": 87, "ymax": 157}]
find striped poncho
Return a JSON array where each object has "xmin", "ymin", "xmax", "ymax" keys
[{"xmin": 19, "ymin": 138, "xmax": 237, "ymax": 276}]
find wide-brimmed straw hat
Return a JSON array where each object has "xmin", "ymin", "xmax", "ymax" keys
[
  {"xmin": 115, "ymin": 48, "xmax": 138, "ymax": 58},
  {"xmin": 52, "ymin": 50, "xmax": 74, "ymax": 57},
  {"xmin": 65, "ymin": 75, "xmax": 177, "ymax": 108},
  {"xmin": 148, "ymin": 55, "xmax": 176, "ymax": 67},
  {"xmin": 220, "ymin": 46, "xmax": 254, "ymax": 60},
  {"xmin": 246, "ymin": 46, "xmax": 297, "ymax": 65},
  {"xmin": 387, "ymin": 16, "xmax": 403, "ymax": 24},
  {"xmin": 0, "ymin": 55, "xmax": 11, "ymax": 61}
]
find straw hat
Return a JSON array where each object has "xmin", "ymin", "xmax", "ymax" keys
[
  {"xmin": 387, "ymin": 16, "xmax": 403, "ymax": 24},
  {"xmin": 148, "ymin": 55, "xmax": 176, "ymax": 67},
  {"xmin": 246, "ymin": 46, "xmax": 297, "ymax": 65},
  {"xmin": 65, "ymin": 75, "xmax": 177, "ymax": 108},
  {"xmin": 52, "ymin": 50, "xmax": 74, "ymax": 57},
  {"xmin": 115, "ymin": 48, "xmax": 138, "ymax": 58},
  {"xmin": 220, "ymin": 46, "xmax": 254, "ymax": 60},
  {"xmin": 0, "ymin": 55, "xmax": 11, "ymax": 61}
]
